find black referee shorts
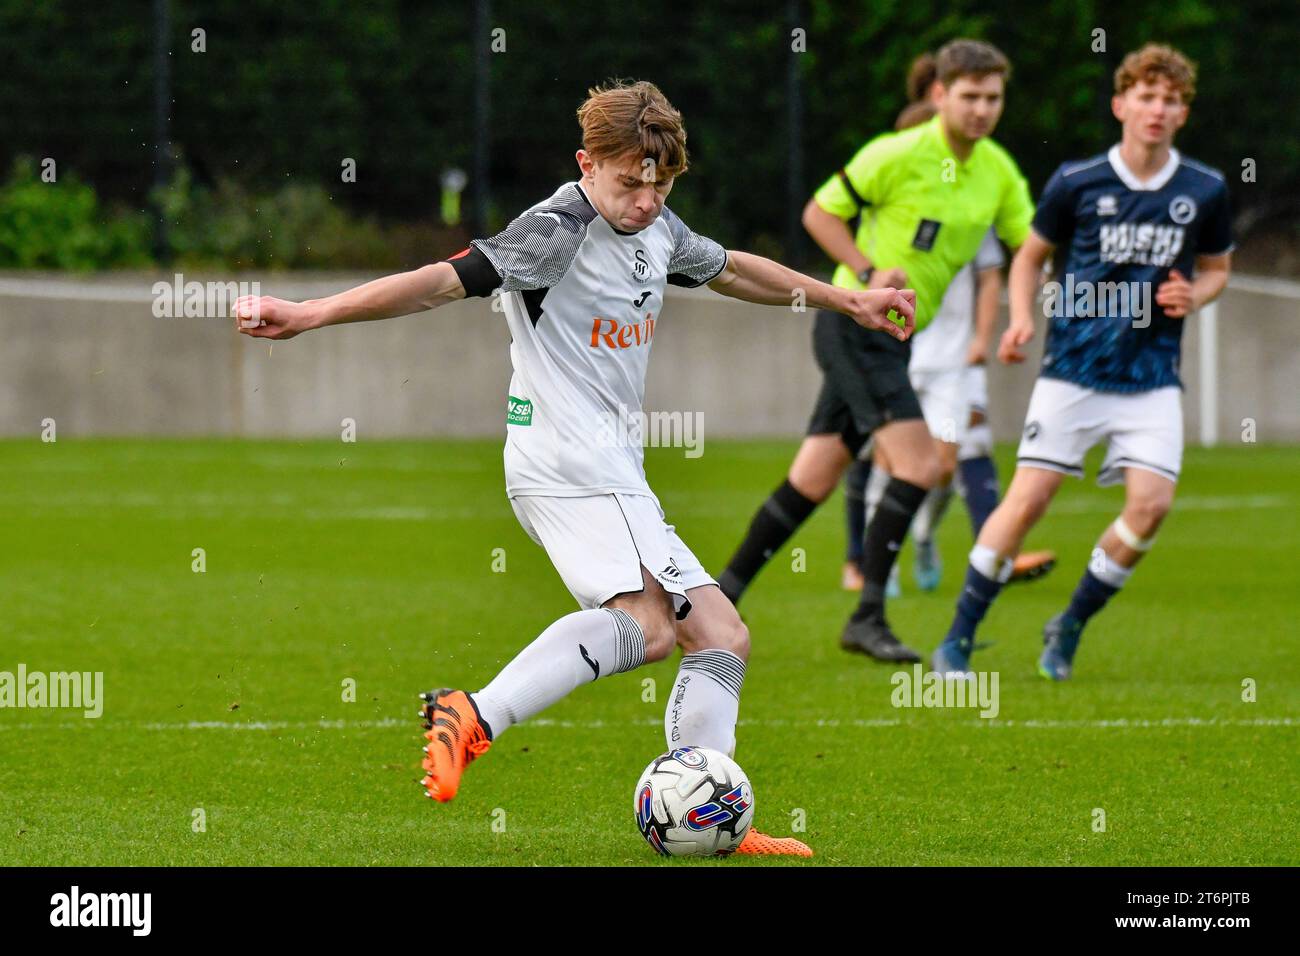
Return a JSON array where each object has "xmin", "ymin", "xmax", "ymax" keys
[{"xmin": 806, "ymin": 308, "xmax": 924, "ymax": 456}]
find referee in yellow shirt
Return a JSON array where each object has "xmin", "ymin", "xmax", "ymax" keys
[{"xmin": 718, "ymin": 39, "xmax": 1035, "ymax": 662}]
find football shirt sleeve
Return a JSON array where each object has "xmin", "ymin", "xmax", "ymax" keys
[
  {"xmin": 973, "ymin": 227, "xmax": 1006, "ymax": 272},
  {"xmin": 665, "ymin": 211, "xmax": 728, "ymax": 287},
  {"xmin": 1030, "ymin": 165, "xmax": 1074, "ymax": 248},
  {"xmin": 449, "ymin": 210, "xmax": 587, "ymax": 296},
  {"xmin": 994, "ymin": 161, "xmax": 1035, "ymax": 250},
  {"xmin": 811, "ymin": 135, "xmax": 892, "ymax": 220},
  {"xmin": 1197, "ymin": 182, "xmax": 1235, "ymax": 257}
]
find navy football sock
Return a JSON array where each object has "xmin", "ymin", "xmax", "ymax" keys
[
  {"xmin": 942, "ymin": 563, "xmax": 1005, "ymax": 651},
  {"xmin": 958, "ymin": 455, "xmax": 1000, "ymax": 537},
  {"xmin": 1065, "ymin": 569, "xmax": 1121, "ymax": 625}
]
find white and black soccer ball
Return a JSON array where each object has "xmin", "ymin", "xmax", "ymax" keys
[{"xmin": 633, "ymin": 746, "xmax": 754, "ymax": 857}]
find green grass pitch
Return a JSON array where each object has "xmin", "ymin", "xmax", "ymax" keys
[{"xmin": 1, "ymin": 438, "xmax": 1295, "ymax": 866}]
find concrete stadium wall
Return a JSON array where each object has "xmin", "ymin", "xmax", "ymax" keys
[{"xmin": 1, "ymin": 271, "xmax": 1296, "ymax": 443}]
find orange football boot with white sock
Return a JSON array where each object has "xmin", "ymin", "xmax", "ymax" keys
[{"xmin": 418, "ymin": 688, "xmax": 492, "ymax": 803}]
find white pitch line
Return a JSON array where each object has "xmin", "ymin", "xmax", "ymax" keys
[
  {"xmin": 1, "ymin": 715, "xmax": 1295, "ymax": 732},
  {"xmin": 1042, "ymin": 494, "xmax": 1288, "ymax": 515},
  {"xmin": 8, "ymin": 495, "xmax": 1283, "ymax": 524}
]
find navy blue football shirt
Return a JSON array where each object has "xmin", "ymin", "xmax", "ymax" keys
[{"xmin": 1032, "ymin": 146, "xmax": 1233, "ymax": 393}]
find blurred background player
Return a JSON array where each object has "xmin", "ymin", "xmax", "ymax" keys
[
  {"xmin": 234, "ymin": 79, "xmax": 915, "ymax": 855},
  {"xmin": 718, "ymin": 39, "xmax": 1035, "ymax": 663},
  {"xmin": 843, "ymin": 56, "xmax": 1056, "ymax": 598},
  {"xmin": 931, "ymin": 44, "xmax": 1233, "ymax": 680}
]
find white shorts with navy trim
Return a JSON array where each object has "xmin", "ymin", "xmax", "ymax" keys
[
  {"xmin": 509, "ymin": 492, "xmax": 713, "ymax": 618},
  {"xmin": 1016, "ymin": 377, "xmax": 1182, "ymax": 487}
]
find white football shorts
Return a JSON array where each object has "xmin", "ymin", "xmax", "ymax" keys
[
  {"xmin": 509, "ymin": 492, "xmax": 714, "ymax": 618},
  {"xmin": 1016, "ymin": 377, "xmax": 1182, "ymax": 486},
  {"xmin": 909, "ymin": 365, "xmax": 967, "ymax": 445},
  {"xmin": 960, "ymin": 364, "xmax": 994, "ymax": 460}
]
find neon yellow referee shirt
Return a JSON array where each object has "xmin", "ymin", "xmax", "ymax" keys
[{"xmin": 813, "ymin": 113, "xmax": 1034, "ymax": 332}]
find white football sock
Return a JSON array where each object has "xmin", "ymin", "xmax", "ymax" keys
[
  {"xmin": 863, "ymin": 463, "xmax": 892, "ymax": 527},
  {"xmin": 665, "ymin": 649, "xmax": 746, "ymax": 756},
  {"xmin": 969, "ymin": 543, "xmax": 1014, "ymax": 583},
  {"xmin": 472, "ymin": 607, "xmax": 644, "ymax": 738},
  {"xmin": 912, "ymin": 482, "xmax": 954, "ymax": 544},
  {"xmin": 1093, "ymin": 551, "xmax": 1134, "ymax": 588}
]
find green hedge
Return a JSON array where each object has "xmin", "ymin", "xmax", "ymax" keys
[
  {"xmin": 0, "ymin": 158, "xmax": 152, "ymax": 269},
  {"xmin": 0, "ymin": 155, "xmax": 419, "ymax": 271}
]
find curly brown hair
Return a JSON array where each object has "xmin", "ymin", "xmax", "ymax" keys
[{"xmin": 1114, "ymin": 43, "xmax": 1197, "ymax": 103}]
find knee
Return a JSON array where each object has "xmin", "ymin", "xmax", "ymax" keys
[
  {"xmin": 1124, "ymin": 488, "xmax": 1174, "ymax": 536},
  {"xmin": 889, "ymin": 452, "xmax": 941, "ymax": 489},
  {"xmin": 638, "ymin": 612, "xmax": 678, "ymax": 664},
  {"xmin": 708, "ymin": 616, "xmax": 751, "ymax": 662},
  {"xmin": 902, "ymin": 455, "xmax": 944, "ymax": 490},
  {"xmin": 787, "ymin": 469, "xmax": 835, "ymax": 504}
]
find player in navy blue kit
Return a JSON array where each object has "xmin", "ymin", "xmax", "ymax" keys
[{"xmin": 931, "ymin": 43, "xmax": 1233, "ymax": 680}]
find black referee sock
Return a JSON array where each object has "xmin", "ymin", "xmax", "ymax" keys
[
  {"xmin": 718, "ymin": 479, "xmax": 819, "ymax": 605},
  {"xmin": 853, "ymin": 477, "xmax": 928, "ymax": 620}
]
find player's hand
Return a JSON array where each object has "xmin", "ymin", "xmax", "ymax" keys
[
  {"xmin": 843, "ymin": 287, "xmax": 916, "ymax": 341},
  {"xmin": 1155, "ymin": 269, "xmax": 1194, "ymax": 318},
  {"xmin": 232, "ymin": 296, "xmax": 316, "ymax": 340},
  {"xmin": 998, "ymin": 319, "xmax": 1035, "ymax": 364},
  {"xmin": 967, "ymin": 336, "xmax": 990, "ymax": 366}
]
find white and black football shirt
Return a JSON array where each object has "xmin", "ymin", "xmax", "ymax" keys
[{"xmin": 447, "ymin": 181, "xmax": 728, "ymax": 497}]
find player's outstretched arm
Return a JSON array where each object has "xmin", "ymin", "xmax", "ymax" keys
[
  {"xmin": 1001, "ymin": 231, "xmax": 1054, "ymax": 363},
  {"xmin": 232, "ymin": 262, "xmax": 467, "ymax": 340},
  {"xmin": 707, "ymin": 249, "xmax": 915, "ymax": 342}
]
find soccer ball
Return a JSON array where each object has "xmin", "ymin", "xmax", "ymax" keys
[{"xmin": 633, "ymin": 746, "xmax": 754, "ymax": 856}]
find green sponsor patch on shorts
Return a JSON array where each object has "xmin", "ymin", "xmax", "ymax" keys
[{"xmin": 506, "ymin": 396, "xmax": 533, "ymax": 426}]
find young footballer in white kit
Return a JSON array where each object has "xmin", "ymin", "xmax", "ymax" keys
[{"xmin": 233, "ymin": 79, "xmax": 915, "ymax": 855}]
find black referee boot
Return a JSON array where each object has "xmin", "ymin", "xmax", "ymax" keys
[{"xmin": 840, "ymin": 609, "xmax": 922, "ymax": 663}]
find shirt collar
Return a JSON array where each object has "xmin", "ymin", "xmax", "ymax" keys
[
  {"xmin": 574, "ymin": 181, "xmax": 643, "ymax": 236},
  {"xmin": 1108, "ymin": 144, "xmax": 1181, "ymax": 191}
]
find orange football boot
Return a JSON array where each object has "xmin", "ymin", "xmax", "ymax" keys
[
  {"xmin": 418, "ymin": 688, "xmax": 492, "ymax": 803},
  {"xmin": 1009, "ymin": 550, "xmax": 1057, "ymax": 584},
  {"xmin": 735, "ymin": 828, "xmax": 814, "ymax": 857}
]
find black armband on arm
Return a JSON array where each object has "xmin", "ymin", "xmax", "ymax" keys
[
  {"xmin": 836, "ymin": 169, "xmax": 868, "ymax": 212},
  {"xmin": 444, "ymin": 245, "xmax": 502, "ymax": 298}
]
